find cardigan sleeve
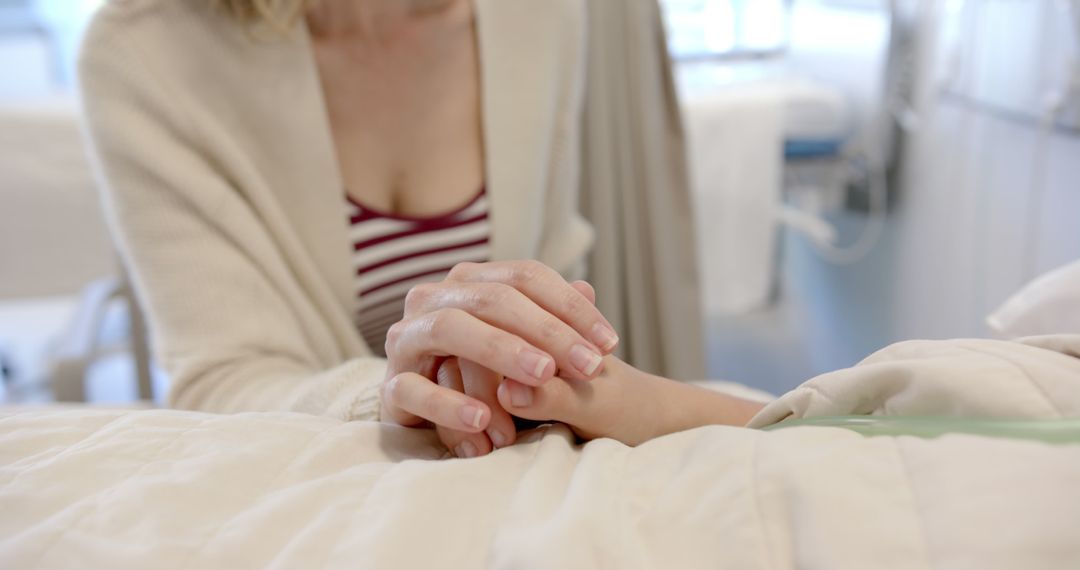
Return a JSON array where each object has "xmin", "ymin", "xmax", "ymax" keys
[{"xmin": 77, "ymin": 10, "xmax": 383, "ymax": 421}]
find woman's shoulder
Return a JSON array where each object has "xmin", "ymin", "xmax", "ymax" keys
[
  {"xmin": 81, "ymin": 0, "xmax": 243, "ymax": 66},
  {"xmin": 86, "ymin": 0, "xmax": 213, "ymax": 36},
  {"xmin": 79, "ymin": 0, "xmax": 290, "ymax": 108}
]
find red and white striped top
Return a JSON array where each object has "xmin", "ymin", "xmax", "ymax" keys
[{"xmin": 347, "ymin": 190, "xmax": 491, "ymax": 355}]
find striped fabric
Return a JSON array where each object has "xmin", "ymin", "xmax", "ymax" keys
[{"xmin": 347, "ymin": 190, "xmax": 491, "ymax": 356}]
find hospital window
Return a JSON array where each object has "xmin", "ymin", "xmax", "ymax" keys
[{"xmin": 661, "ymin": 0, "xmax": 790, "ymax": 60}]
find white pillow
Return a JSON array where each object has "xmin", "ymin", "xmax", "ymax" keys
[{"xmin": 987, "ymin": 260, "xmax": 1080, "ymax": 338}]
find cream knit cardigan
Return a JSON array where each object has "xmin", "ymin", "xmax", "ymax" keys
[{"xmin": 78, "ymin": 0, "xmax": 593, "ymax": 421}]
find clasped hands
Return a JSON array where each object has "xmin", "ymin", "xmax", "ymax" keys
[
  {"xmin": 379, "ymin": 260, "xmax": 618, "ymax": 457},
  {"xmin": 379, "ymin": 260, "xmax": 763, "ymax": 458}
]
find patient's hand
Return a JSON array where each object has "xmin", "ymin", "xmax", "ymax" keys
[
  {"xmin": 440, "ymin": 356, "xmax": 767, "ymax": 447},
  {"xmin": 493, "ymin": 356, "xmax": 662, "ymax": 445}
]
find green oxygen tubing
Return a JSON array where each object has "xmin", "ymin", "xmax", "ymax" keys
[{"xmin": 762, "ymin": 416, "xmax": 1080, "ymax": 445}]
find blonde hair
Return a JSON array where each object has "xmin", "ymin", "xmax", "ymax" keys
[{"xmin": 215, "ymin": 0, "xmax": 315, "ymax": 29}]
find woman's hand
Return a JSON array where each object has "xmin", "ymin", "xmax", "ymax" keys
[{"xmin": 379, "ymin": 260, "xmax": 620, "ymax": 457}]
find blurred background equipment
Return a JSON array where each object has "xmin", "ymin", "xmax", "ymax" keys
[
  {"xmin": 664, "ymin": 0, "xmax": 1080, "ymax": 394},
  {"xmin": 0, "ymin": 0, "xmax": 154, "ymax": 405}
]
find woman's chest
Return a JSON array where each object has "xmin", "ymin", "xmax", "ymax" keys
[{"xmin": 314, "ymin": 29, "xmax": 484, "ymax": 217}]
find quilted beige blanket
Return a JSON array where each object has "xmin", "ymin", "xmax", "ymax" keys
[{"xmin": 3, "ymin": 337, "xmax": 1080, "ymax": 569}]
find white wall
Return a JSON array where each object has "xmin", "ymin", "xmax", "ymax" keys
[
  {"xmin": 890, "ymin": 0, "xmax": 1080, "ymax": 340},
  {"xmin": 704, "ymin": 0, "xmax": 1080, "ymax": 394}
]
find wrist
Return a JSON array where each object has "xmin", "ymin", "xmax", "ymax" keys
[
  {"xmin": 587, "ymin": 358, "xmax": 671, "ymax": 446},
  {"xmin": 648, "ymin": 376, "xmax": 766, "ymax": 438}
]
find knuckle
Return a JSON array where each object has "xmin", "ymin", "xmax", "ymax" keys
[
  {"xmin": 468, "ymin": 282, "xmax": 513, "ymax": 313},
  {"xmin": 461, "ymin": 286, "xmax": 494, "ymax": 314},
  {"xmin": 562, "ymin": 288, "xmax": 588, "ymax": 316},
  {"xmin": 426, "ymin": 308, "xmax": 465, "ymax": 340},
  {"xmin": 382, "ymin": 373, "xmax": 403, "ymax": 404},
  {"xmin": 538, "ymin": 315, "xmax": 565, "ymax": 341},
  {"xmin": 507, "ymin": 262, "xmax": 541, "ymax": 288},
  {"xmin": 520, "ymin": 259, "xmax": 545, "ymax": 273},
  {"xmin": 384, "ymin": 321, "xmax": 407, "ymax": 353},
  {"xmin": 404, "ymin": 282, "xmax": 437, "ymax": 312},
  {"xmin": 447, "ymin": 262, "xmax": 478, "ymax": 281}
]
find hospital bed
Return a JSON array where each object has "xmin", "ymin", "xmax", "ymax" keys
[{"xmin": 3, "ymin": 326, "xmax": 1080, "ymax": 568}]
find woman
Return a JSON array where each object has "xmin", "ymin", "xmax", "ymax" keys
[
  {"xmin": 78, "ymin": 0, "xmax": 625, "ymax": 456},
  {"xmin": 80, "ymin": 0, "xmax": 729, "ymax": 458}
]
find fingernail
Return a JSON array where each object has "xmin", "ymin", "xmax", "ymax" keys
[
  {"xmin": 590, "ymin": 323, "xmax": 620, "ymax": 352},
  {"xmin": 507, "ymin": 382, "xmax": 533, "ymax": 408},
  {"xmin": 518, "ymin": 349, "xmax": 553, "ymax": 382},
  {"xmin": 457, "ymin": 440, "xmax": 478, "ymax": 458},
  {"xmin": 458, "ymin": 405, "xmax": 485, "ymax": 430},
  {"xmin": 489, "ymin": 429, "xmax": 508, "ymax": 448},
  {"xmin": 570, "ymin": 344, "xmax": 604, "ymax": 376}
]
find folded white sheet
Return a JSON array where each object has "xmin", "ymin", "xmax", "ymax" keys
[{"xmin": 2, "ymin": 336, "xmax": 1080, "ymax": 569}]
